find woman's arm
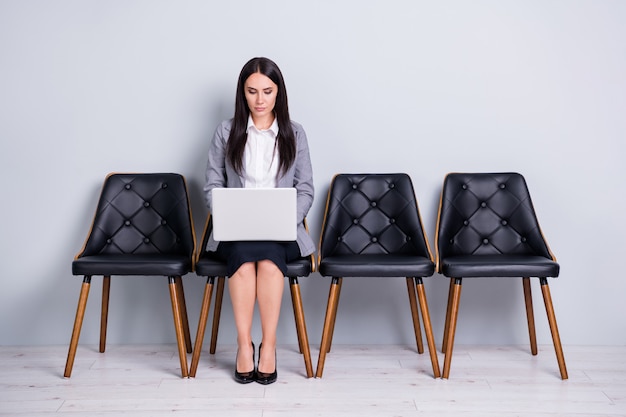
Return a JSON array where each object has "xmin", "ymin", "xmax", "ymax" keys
[
  {"xmin": 292, "ymin": 123, "xmax": 314, "ymax": 224},
  {"xmin": 203, "ymin": 120, "xmax": 231, "ymax": 212}
]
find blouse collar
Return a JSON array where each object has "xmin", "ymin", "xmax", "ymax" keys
[{"xmin": 246, "ymin": 114, "xmax": 279, "ymax": 137}]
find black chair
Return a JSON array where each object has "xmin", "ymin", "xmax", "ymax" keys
[
  {"xmin": 188, "ymin": 213, "xmax": 314, "ymax": 378},
  {"xmin": 435, "ymin": 172, "xmax": 567, "ymax": 379},
  {"xmin": 315, "ymin": 173, "xmax": 441, "ymax": 378},
  {"xmin": 64, "ymin": 173, "xmax": 196, "ymax": 378}
]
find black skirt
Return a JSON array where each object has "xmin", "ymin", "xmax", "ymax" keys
[{"xmin": 214, "ymin": 241, "xmax": 301, "ymax": 277}]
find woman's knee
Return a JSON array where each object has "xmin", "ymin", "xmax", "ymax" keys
[
  {"xmin": 257, "ymin": 259, "xmax": 281, "ymax": 276},
  {"xmin": 233, "ymin": 261, "xmax": 256, "ymax": 277}
]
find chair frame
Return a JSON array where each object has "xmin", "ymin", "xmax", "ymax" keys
[
  {"xmin": 316, "ymin": 276, "xmax": 441, "ymax": 379},
  {"xmin": 64, "ymin": 173, "xmax": 196, "ymax": 378},
  {"xmin": 314, "ymin": 173, "xmax": 441, "ymax": 379},
  {"xmin": 435, "ymin": 173, "xmax": 568, "ymax": 380},
  {"xmin": 188, "ymin": 214, "xmax": 314, "ymax": 378}
]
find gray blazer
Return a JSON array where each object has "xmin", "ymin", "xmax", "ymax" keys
[{"xmin": 203, "ymin": 118, "xmax": 316, "ymax": 256}]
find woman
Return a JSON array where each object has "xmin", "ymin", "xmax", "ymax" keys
[{"xmin": 203, "ymin": 57, "xmax": 315, "ymax": 384}]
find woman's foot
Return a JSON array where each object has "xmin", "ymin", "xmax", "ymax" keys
[
  {"xmin": 234, "ymin": 342, "xmax": 256, "ymax": 384},
  {"xmin": 256, "ymin": 343, "xmax": 277, "ymax": 385}
]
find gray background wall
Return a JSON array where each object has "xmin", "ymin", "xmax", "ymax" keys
[{"xmin": 1, "ymin": 0, "xmax": 625, "ymax": 348}]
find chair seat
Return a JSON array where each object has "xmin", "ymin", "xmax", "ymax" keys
[
  {"xmin": 285, "ymin": 258, "xmax": 312, "ymax": 277},
  {"xmin": 319, "ymin": 254, "xmax": 435, "ymax": 277},
  {"xmin": 196, "ymin": 252, "xmax": 312, "ymax": 278},
  {"xmin": 440, "ymin": 255, "xmax": 560, "ymax": 278},
  {"xmin": 195, "ymin": 254, "xmax": 229, "ymax": 277},
  {"xmin": 72, "ymin": 254, "xmax": 192, "ymax": 276}
]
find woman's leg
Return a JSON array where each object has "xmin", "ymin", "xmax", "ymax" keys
[
  {"xmin": 256, "ymin": 259, "xmax": 284, "ymax": 373},
  {"xmin": 229, "ymin": 262, "xmax": 257, "ymax": 372}
]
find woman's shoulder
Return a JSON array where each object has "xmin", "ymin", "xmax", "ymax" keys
[
  {"xmin": 289, "ymin": 119, "xmax": 303, "ymax": 129},
  {"xmin": 217, "ymin": 118, "xmax": 234, "ymax": 132},
  {"xmin": 289, "ymin": 119, "xmax": 306, "ymax": 134},
  {"xmin": 213, "ymin": 118, "xmax": 234, "ymax": 141}
]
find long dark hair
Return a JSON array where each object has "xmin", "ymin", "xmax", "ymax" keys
[{"xmin": 226, "ymin": 57, "xmax": 296, "ymax": 177}]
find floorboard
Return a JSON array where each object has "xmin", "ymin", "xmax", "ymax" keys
[{"xmin": 0, "ymin": 344, "xmax": 624, "ymax": 416}]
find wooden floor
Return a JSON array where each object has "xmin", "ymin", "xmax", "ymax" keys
[{"xmin": 0, "ymin": 344, "xmax": 624, "ymax": 416}]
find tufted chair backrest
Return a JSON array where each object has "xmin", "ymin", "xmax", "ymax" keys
[
  {"xmin": 319, "ymin": 173, "xmax": 432, "ymax": 259},
  {"xmin": 78, "ymin": 173, "xmax": 195, "ymax": 258},
  {"xmin": 436, "ymin": 172, "xmax": 553, "ymax": 260}
]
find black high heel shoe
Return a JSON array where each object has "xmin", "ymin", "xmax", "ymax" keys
[
  {"xmin": 256, "ymin": 343, "xmax": 277, "ymax": 385},
  {"xmin": 234, "ymin": 342, "xmax": 256, "ymax": 384}
]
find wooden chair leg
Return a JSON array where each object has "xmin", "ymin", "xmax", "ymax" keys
[
  {"xmin": 189, "ymin": 277, "xmax": 215, "ymax": 377},
  {"xmin": 406, "ymin": 277, "xmax": 424, "ymax": 354},
  {"xmin": 442, "ymin": 277, "xmax": 455, "ymax": 353},
  {"xmin": 289, "ymin": 277, "xmax": 313, "ymax": 378},
  {"xmin": 442, "ymin": 278, "xmax": 462, "ymax": 379},
  {"xmin": 523, "ymin": 277, "xmax": 538, "ymax": 355},
  {"xmin": 326, "ymin": 277, "xmax": 342, "ymax": 353},
  {"xmin": 174, "ymin": 276, "xmax": 192, "ymax": 354},
  {"xmin": 99, "ymin": 276, "xmax": 110, "ymax": 353},
  {"xmin": 415, "ymin": 277, "xmax": 441, "ymax": 378},
  {"xmin": 209, "ymin": 276, "xmax": 225, "ymax": 355},
  {"xmin": 64, "ymin": 276, "xmax": 92, "ymax": 378},
  {"xmin": 168, "ymin": 276, "xmax": 189, "ymax": 378},
  {"xmin": 290, "ymin": 279, "xmax": 305, "ymax": 355},
  {"xmin": 540, "ymin": 278, "xmax": 568, "ymax": 380},
  {"xmin": 316, "ymin": 277, "xmax": 342, "ymax": 378}
]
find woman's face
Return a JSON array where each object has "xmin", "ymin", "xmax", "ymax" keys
[{"xmin": 244, "ymin": 72, "xmax": 278, "ymax": 125}]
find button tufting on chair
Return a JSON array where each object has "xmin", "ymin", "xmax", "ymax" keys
[
  {"xmin": 315, "ymin": 173, "xmax": 440, "ymax": 379},
  {"xmin": 64, "ymin": 173, "xmax": 196, "ymax": 379},
  {"xmin": 435, "ymin": 172, "xmax": 567, "ymax": 380}
]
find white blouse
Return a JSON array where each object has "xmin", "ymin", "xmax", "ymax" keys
[{"xmin": 243, "ymin": 115, "xmax": 280, "ymax": 188}]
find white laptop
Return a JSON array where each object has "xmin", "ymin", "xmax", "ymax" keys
[{"xmin": 211, "ymin": 188, "xmax": 297, "ymax": 241}]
